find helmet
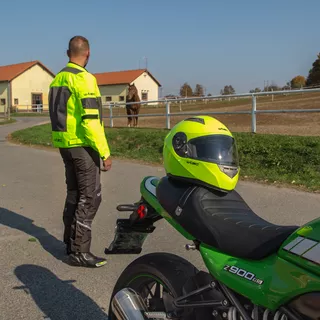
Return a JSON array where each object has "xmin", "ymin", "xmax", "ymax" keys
[{"xmin": 163, "ymin": 115, "xmax": 240, "ymax": 193}]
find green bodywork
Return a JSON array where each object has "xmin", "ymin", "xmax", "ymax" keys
[
  {"xmin": 140, "ymin": 176, "xmax": 320, "ymax": 311},
  {"xmin": 278, "ymin": 219, "xmax": 320, "ymax": 277},
  {"xmin": 200, "ymin": 244, "xmax": 320, "ymax": 310}
]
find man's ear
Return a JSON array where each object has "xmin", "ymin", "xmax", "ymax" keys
[{"xmin": 67, "ymin": 49, "xmax": 70, "ymax": 58}]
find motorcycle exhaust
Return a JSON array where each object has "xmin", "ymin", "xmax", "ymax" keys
[
  {"xmin": 111, "ymin": 288, "xmax": 149, "ymax": 320},
  {"xmin": 111, "ymin": 288, "xmax": 168, "ymax": 320}
]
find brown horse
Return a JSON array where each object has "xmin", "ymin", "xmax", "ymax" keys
[{"xmin": 126, "ymin": 83, "xmax": 141, "ymax": 127}]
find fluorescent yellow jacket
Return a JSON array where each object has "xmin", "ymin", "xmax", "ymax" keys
[{"xmin": 48, "ymin": 62, "xmax": 110, "ymax": 160}]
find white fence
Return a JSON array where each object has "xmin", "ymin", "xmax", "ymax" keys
[
  {"xmin": 1, "ymin": 104, "xmax": 46, "ymax": 119},
  {"xmin": 104, "ymin": 88, "xmax": 320, "ymax": 133},
  {"xmin": 3, "ymin": 88, "xmax": 320, "ymax": 133}
]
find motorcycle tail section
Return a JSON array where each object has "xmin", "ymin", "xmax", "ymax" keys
[
  {"xmin": 279, "ymin": 217, "xmax": 320, "ymax": 277},
  {"xmin": 105, "ymin": 176, "xmax": 163, "ymax": 255}
]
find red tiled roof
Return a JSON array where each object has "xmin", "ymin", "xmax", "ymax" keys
[
  {"xmin": 0, "ymin": 60, "xmax": 55, "ymax": 82},
  {"xmin": 93, "ymin": 69, "xmax": 161, "ymax": 87}
]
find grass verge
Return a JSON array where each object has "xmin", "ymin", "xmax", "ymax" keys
[
  {"xmin": 10, "ymin": 112, "xmax": 49, "ymax": 117},
  {"xmin": 0, "ymin": 118, "xmax": 16, "ymax": 125},
  {"xmin": 10, "ymin": 124, "xmax": 320, "ymax": 192}
]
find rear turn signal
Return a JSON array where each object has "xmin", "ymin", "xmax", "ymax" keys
[{"xmin": 137, "ymin": 205, "xmax": 147, "ymax": 219}]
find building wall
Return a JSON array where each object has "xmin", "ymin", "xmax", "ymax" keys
[
  {"xmin": 0, "ymin": 82, "xmax": 8, "ymax": 113},
  {"xmin": 98, "ymin": 84, "xmax": 127, "ymax": 105},
  {"xmin": 131, "ymin": 72, "xmax": 159, "ymax": 104},
  {"xmin": 11, "ymin": 64, "xmax": 54, "ymax": 111}
]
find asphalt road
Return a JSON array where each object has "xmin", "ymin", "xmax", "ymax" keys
[{"xmin": 1, "ymin": 117, "xmax": 319, "ymax": 320}]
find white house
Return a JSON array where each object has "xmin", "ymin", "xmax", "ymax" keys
[{"xmin": 0, "ymin": 60, "xmax": 55, "ymax": 113}]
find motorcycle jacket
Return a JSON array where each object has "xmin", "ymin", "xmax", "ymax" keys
[{"xmin": 48, "ymin": 62, "xmax": 110, "ymax": 160}]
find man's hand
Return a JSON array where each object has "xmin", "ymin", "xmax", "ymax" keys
[{"xmin": 101, "ymin": 157, "xmax": 112, "ymax": 171}]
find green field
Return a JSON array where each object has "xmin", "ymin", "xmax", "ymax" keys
[{"xmin": 10, "ymin": 124, "xmax": 320, "ymax": 192}]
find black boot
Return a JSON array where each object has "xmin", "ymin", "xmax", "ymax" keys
[
  {"xmin": 65, "ymin": 241, "xmax": 73, "ymax": 255},
  {"xmin": 68, "ymin": 252, "xmax": 107, "ymax": 268},
  {"xmin": 66, "ymin": 245, "xmax": 72, "ymax": 255}
]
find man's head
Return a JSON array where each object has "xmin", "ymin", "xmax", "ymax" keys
[{"xmin": 67, "ymin": 36, "xmax": 90, "ymax": 67}]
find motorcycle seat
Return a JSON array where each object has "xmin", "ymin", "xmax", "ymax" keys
[{"xmin": 156, "ymin": 176, "xmax": 298, "ymax": 260}]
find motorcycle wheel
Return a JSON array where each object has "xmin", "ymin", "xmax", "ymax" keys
[{"xmin": 108, "ymin": 252, "xmax": 199, "ymax": 320}]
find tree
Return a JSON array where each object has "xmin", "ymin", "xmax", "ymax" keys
[
  {"xmin": 290, "ymin": 75, "xmax": 306, "ymax": 89},
  {"xmin": 194, "ymin": 84, "xmax": 204, "ymax": 96},
  {"xmin": 306, "ymin": 53, "xmax": 320, "ymax": 86},
  {"xmin": 263, "ymin": 81, "xmax": 280, "ymax": 92},
  {"xmin": 220, "ymin": 85, "xmax": 235, "ymax": 95},
  {"xmin": 250, "ymin": 87, "xmax": 261, "ymax": 93},
  {"xmin": 180, "ymin": 82, "xmax": 193, "ymax": 97},
  {"xmin": 282, "ymin": 84, "xmax": 291, "ymax": 90}
]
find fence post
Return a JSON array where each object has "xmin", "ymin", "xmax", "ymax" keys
[
  {"xmin": 251, "ymin": 95, "xmax": 257, "ymax": 133},
  {"xmin": 165, "ymin": 100, "xmax": 171, "ymax": 129},
  {"xmin": 7, "ymin": 103, "xmax": 10, "ymax": 120},
  {"xmin": 109, "ymin": 103, "xmax": 114, "ymax": 128}
]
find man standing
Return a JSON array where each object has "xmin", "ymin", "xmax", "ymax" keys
[{"xmin": 49, "ymin": 36, "xmax": 112, "ymax": 268}]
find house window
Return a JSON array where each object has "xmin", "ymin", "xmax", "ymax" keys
[
  {"xmin": 0, "ymin": 99, "xmax": 6, "ymax": 105},
  {"xmin": 119, "ymin": 96, "xmax": 124, "ymax": 101},
  {"xmin": 141, "ymin": 92, "xmax": 148, "ymax": 101},
  {"xmin": 14, "ymin": 98, "xmax": 19, "ymax": 105},
  {"xmin": 106, "ymin": 96, "xmax": 112, "ymax": 102}
]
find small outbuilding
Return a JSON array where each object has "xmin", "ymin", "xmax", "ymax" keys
[{"xmin": 93, "ymin": 69, "xmax": 161, "ymax": 104}]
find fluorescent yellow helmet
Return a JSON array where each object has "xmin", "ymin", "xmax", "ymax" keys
[{"xmin": 163, "ymin": 116, "xmax": 240, "ymax": 193}]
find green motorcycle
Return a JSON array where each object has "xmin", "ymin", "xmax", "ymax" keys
[
  {"xmin": 105, "ymin": 115, "xmax": 319, "ymax": 319},
  {"xmin": 105, "ymin": 175, "xmax": 320, "ymax": 320}
]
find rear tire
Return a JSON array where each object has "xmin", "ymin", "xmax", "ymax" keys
[{"xmin": 108, "ymin": 252, "xmax": 199, "ymax": 319}]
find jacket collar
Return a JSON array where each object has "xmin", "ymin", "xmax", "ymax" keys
[{"xmin": 67, "ymin": 61, "xmax": 87, "ymax": 72}]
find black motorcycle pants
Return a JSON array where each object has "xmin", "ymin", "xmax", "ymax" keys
[{"xmin": 59, "ymin": 147, "xmax": 102, "ymax": 253}]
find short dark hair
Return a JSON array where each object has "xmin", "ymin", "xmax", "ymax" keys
[{"xmin": 68, "ymin": 36, "xmax": 90, "ymax": 56}]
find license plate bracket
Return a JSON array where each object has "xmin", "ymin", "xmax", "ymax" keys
[{"xmin": 105, "ymin": 219, "xmax": 156, "ymax": 255}]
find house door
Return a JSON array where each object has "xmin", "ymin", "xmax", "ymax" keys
[{"xmin": 32, "ymin": 93, "xmax": 43, "ymax": 112}]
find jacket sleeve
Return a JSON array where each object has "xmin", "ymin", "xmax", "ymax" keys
[{"xmin": 75, "ymin": 72, "xmax": 111, "ymax": 159}]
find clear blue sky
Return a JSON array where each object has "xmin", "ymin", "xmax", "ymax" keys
[{"xmin": 1, "ymin": 0, "xmax": 319, "ymax": 96}]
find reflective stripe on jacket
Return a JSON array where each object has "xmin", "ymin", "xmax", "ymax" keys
[{"xmin": 49, "ymin": 62, "xmax": 110, "ymax": 160}]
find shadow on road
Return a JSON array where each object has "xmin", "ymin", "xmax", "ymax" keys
[
  {"xmin": 0, "ymin": 207, "xmax": 67, "ymax": 263},
  {"xmin": 13, "ymin": 264, "xmax": 109, "ymax": 319}
]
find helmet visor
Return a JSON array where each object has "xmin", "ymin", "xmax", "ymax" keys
[{"xmin": 187, "ymin": 134, "xmax": 239, "ymax": 167}]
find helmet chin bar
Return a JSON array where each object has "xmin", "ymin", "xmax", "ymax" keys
[{"xmin": 218, "ymin": 165, "xmax": 239, "ymax": 178}]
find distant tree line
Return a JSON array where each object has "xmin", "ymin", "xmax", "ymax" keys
[
  {"xmin": 249, "ymin": 53, "xmax": 320, "ymax": 93},
  {"xmin": 249, "ymin": 77, "xmax": 305, "ymax": 93},
  {"xmin": 176, "ymin": 52, "xmax": 320, "ymax": 97},
  {"xmin": 179, "ymin": 83, "xmax": 206, "ymax": 97}
]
